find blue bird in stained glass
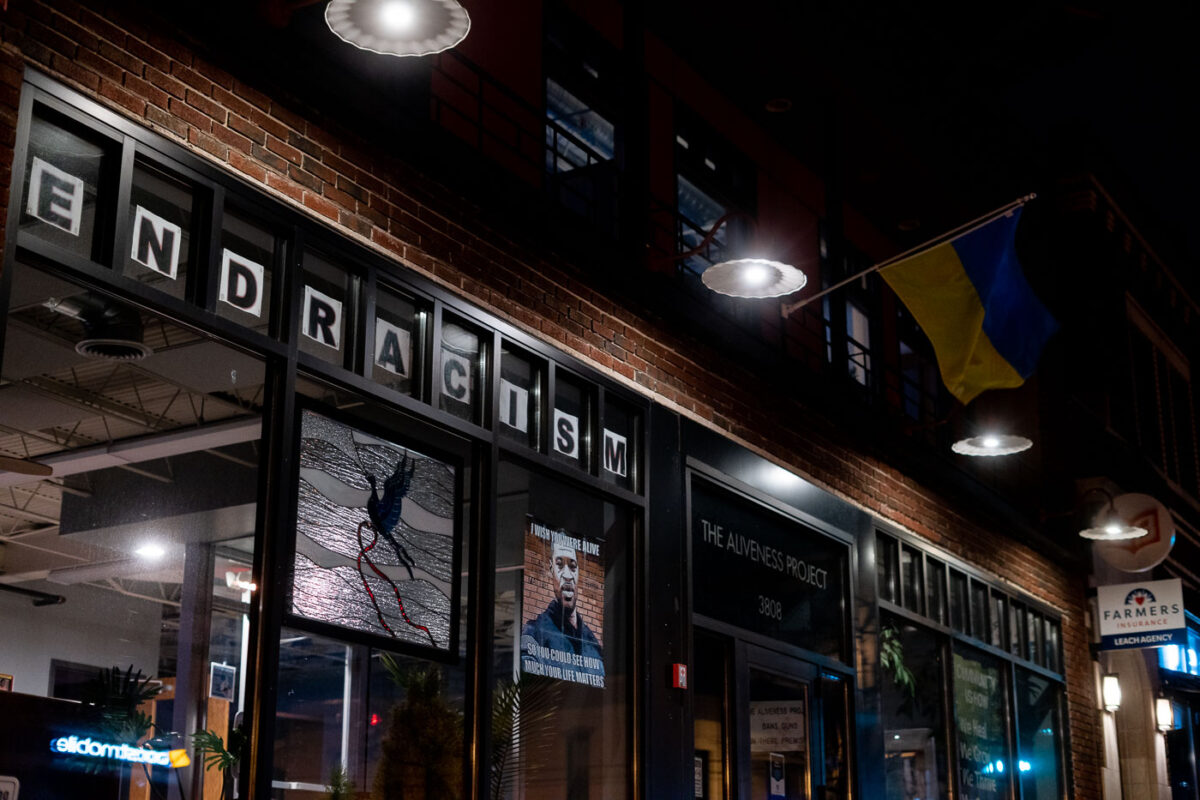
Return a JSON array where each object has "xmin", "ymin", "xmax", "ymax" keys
[{"xmin": 366, "ymin": 453, "xmax": 417, "ymax": 580}]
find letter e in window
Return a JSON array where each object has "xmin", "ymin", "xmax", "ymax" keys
[{"xmin": 28, "ymin": 156, "xmax": 85, "ymax": 235}]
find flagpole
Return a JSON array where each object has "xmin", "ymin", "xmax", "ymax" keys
[{"xmin": 780, "ymin": 193, "xmax": 1036, "ymax": 318}]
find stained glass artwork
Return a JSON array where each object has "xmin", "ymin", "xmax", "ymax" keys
[{"xmin": 291, "ymin": 409, "xmax": 459, "ymax": 653}]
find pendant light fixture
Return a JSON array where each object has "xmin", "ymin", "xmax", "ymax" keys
[
  {"xmin": 950, "ymin": 433, "xmax": 1033, "ymax": 457},
  {"xmin": 1077, "ymin": 487, "xmax": 1148, "ymax": 541},
  {"xmin": 325, "ymin": 0, "xmax": 471, "ymax": 58}
]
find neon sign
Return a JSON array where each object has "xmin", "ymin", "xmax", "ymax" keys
[{"xmin": 50, "ymin": 736, "xmax": 190, "ymax": 768}]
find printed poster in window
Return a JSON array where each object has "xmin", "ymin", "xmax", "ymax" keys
[
  {"xmin": 952, "ymin": 648, "xmax": 1011, "ymax": 800},
  {"xmin": 520, "ymin": 516, "xmax": 606, "ymax": 687},
  {"xmin": 291, "ymin": 408, "xmax": 459, "ymax": 655}
]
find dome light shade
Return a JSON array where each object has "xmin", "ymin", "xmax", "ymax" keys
[
  {"xmin": 325, "ymin": 0, "xmax": 471, "ymax": 57},
  {"xmin": 700, "ymin": 258, "xmax": 807, "ymax": 299},
  {"xmin": 1077, "ymin": 487, "xmax": 1150, "ymax": 541},
  {"xmin": 951, "ymin": 434, "xmax": 1032, "ymax": 457}
]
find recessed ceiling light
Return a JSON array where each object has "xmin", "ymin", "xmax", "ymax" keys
[{"xmin": 135, "ymin": 543, "xmax": 166, "ymax": 559}]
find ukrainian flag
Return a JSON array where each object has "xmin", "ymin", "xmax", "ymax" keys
[{"xmin": 880, "ymin": 208, "xmax": 1057, "ymax": 405}]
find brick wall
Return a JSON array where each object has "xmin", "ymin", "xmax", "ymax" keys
[{"xmin": 0, "ymin": 1, "xmax": 1101, "ymax": 795}]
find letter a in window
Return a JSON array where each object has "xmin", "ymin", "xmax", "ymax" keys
[
  {"xmin": 131, "ymin": 205, "xmax": 182, "ymax": 279},
  {"xmin": 374, "ymin": 318, "xmax": 412, "ymax": 377},
  {"xmin": 303, "ymin": 285, "xmax": 343, "ymax": 350},
  {"xmin": 220, "ymin": 250, "xmax": 265, "ymax": 317},
  {"xmin": 27, "ymin": 156, "xmax": 85, "ymax": 236}
]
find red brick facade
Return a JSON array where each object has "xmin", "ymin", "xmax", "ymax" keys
[{"xmin": 0, "ymin": 1, "xmax": 1100, "ymax": 795}]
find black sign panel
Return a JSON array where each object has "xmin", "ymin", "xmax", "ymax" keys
[{"xmin": 691, "ymin": 477, "xmax": 848, "ymax": 660}]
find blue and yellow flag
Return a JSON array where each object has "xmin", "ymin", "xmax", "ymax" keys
[{"xmin": 880, "ymin": 208, "xmax": 1057, "ymax": 405}]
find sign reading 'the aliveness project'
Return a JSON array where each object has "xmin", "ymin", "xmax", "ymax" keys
[{"xmin": 690, "ymin": 477, "xmax": 847, "ymax": 659}]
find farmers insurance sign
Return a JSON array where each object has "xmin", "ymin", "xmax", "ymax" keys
[{"xmin": 1098, "ymin": 578, "xmax": 1186, "ymax": 650}]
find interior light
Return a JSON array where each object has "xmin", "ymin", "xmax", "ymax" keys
[
  {"xmin": 1102, "ymin": 674, "xmax": 1122, "ymax": 712},
  {"xmin": 1157, "ymin": 697, "xmax": 1175, "ymax": 732},
  {"xmin": 379, "ymin": 0, "xmax": 415, "ymax": 30},
  {"xmin": 951, "ymin": 434, "xmax": 1033, "ymax": 457},
  {"xmin": 135, "ymin": 543, "xmax": 166, "ymax": 560},
  {"xmin": 742, "ymin": 264, "xmax": 769, "ymax": 287}
]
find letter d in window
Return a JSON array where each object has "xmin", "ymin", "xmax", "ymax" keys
[{"xmin": 220, "ymin": 250, "xmax": 265, "ymax": 318}]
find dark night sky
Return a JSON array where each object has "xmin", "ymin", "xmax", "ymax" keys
[{"xmin": 650, "ymin": 1, "xmax": 1200, "ymax": 275}]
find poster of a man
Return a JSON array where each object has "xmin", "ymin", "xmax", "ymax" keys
[{"xmin": 521, "ymin": 519, "xmax": 605, "ymax": 687}]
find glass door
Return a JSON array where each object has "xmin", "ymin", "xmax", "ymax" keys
[{"xmin": 744, "ymin": 662, "xmax": 813, "ymax": 800}]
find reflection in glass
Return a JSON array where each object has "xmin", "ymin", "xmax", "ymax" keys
[
  {"xmin": 694, "ymin": 632, "xmax": 731, "ymax": 800},
  {"xmin": 490, "ymin": 460, "xmax": 630, "ymax": 799},
  {"xmin": 882, "ymin": 614, "xmax": 948, "ymax": 800},
  {"xmin": 749, "ymin": 668, "xmax": 808, "ymax": 800},
  {"xmin": 1015, "ymin": 670, "xmax": 1063, "ymax": 800},
  {"xmin": 0, "ymin": 263, "xmax": 263, "ymax": 800},
  {"xmin": 952, "ymin": 646, "xmax": 1011, "ymax": 800}
]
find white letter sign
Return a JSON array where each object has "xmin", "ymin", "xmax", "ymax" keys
[
  {"xmin": 499, "ymin": 379, "xmax": 529, "ymax": 433},
  {"xmin": 302, "ymin": 285, "xmax": 343, "ymax": 350},
  {"xmin": 27, "ymin": 156, "xmax": 84, "ymax": 235},
  {"xmin": 374, "ymin": 319, "xmax": 412, "ymax": 377},
  {"xmin": 553, "ymin": 409, "xmax": 579, "ymax": 459},
  {"xmin": 219, "ymin": 250, "xmax": 265, "ymax": 318},
  {"xmin": 130, "ymin": 206, "xmax": 181, "ymax": 279}
]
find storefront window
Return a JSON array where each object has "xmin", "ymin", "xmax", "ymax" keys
[
  {"xmin": 0, "ymin": 262, "xmax": 264, "ymax": 799},
  {"xmin": 952, "ymin": 645, "xmax": 1012, "ymax": 800},
  {"xmin": 552, "ymin": 370, "xmax": 591, "ymax": 470},
  {"xmin": 273, "ymin": 388, "xmax": 472, "ymax": 798},
  {"xmin": 491, "ymin": 459, "xmax": 632, "ymax": 798},
  {"xmin": 881, "ymin": 613, "xmax": 949, "ymax": 800},
  {"xmin": 1015, "ymin": 669, "xmax": 1064, "ymax": 800},
  {"xmin": 218, "ymin": 207, "xmax": 278, "ymax": 335}
]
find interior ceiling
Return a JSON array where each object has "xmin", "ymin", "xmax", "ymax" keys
[{"xmin": 0, "ymin": 264, "xmax": 264, "ymax": 606}]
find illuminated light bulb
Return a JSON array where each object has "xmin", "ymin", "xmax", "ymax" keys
[
  {"xmin": 1104, "ymin": 523, "xmax": 1123, "ymax": 536},
  {"xmin": 135, "ymin": 543, "xmax": 166, "ymax": 559},
  {"xmin": 380, "ymin": 0, "xmax": 415, "ymax": 31},
  {"xmin": 743, "ymin": 264, "xmax": 769, "ymax": 286},
  {"xmin": 982, "ymin": 435, "xmax": 1001, "ymax": 448}
]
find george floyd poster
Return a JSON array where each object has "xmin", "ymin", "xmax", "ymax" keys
[{"xmin": 520, "ymin": 516, "xmax": 606, "ymax": 687}]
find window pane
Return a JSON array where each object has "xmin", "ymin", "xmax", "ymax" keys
[
  {"xmin": 1016, "ymin": 670, "xmax": 1064, "ymax": 800},
  {"xmin": 926, "ymin": 559, "xmax": 946, "ymax": 625},
  {"xmin": 552, "ymin": 371, "xmax": 590, "ymax": 470},
  {"xmin": 1043, "ymin": 619, "xmax": 1059, "ymax": 673},
  {"xmin": 970, "ymin": 580, "xmax": 989, "ymax": 640},
  {"xmin": 950, "ymin": 570, "xmax": 968, "ymax": 633},
  {"xmin": 492, "ymin": 460, "xmax": 631, "ymax": 798},
  {"xmin": 882, "ymin": 613, "xmax": 950, "ymax": 800},
  {"xmin": 1026, "ymin": 610, "xmax": 1042, "ymax": 665},
  {"xmin": 952, "ymin": 645, "xmax": 1012, "ymax": 800},
  {"xmin": 499, "ymin": 343, "xmax": 543, "ymax": 449},
  {"xmin": 601, "ymin": 394, "xmax": 637, "ymax": 491},
  {"xmin": 438, "ymin": 315, "xmax": 486, "ymax": 424},
  {"xmin": 21, "ymin": 108, "xmax": 111, "ymax": 261},
  {"xmin": 877, "ymin": 533, "xmax": 898, "ymax": 605},
  {"xmin": 0, "ymin": 263, "xmax": 263, "ymax": 800},
  {"xmin": 298, "ymin": 250, "xmax": 354, "ymax": 367},
  {"xmin": 217, "ymin": 208, "xmax": 276, "ymax": 335},
  {"xmin": 124, "ymin": 158, "xmax": 195, "ymax": 299},
  {"xmin": 371, "ymin": 285, "xmax": 425, "ymax": 397},
  {"xmin": 991, "ymin": 594, "xmax": 1007, "ymax": 649},
  {"xmin": 694, "ymin": 632, "xmax": 732, "ymax": 800},
  {"xmin": 901, "ymin": 546, "xmax": 923, "ymax": 615}
]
